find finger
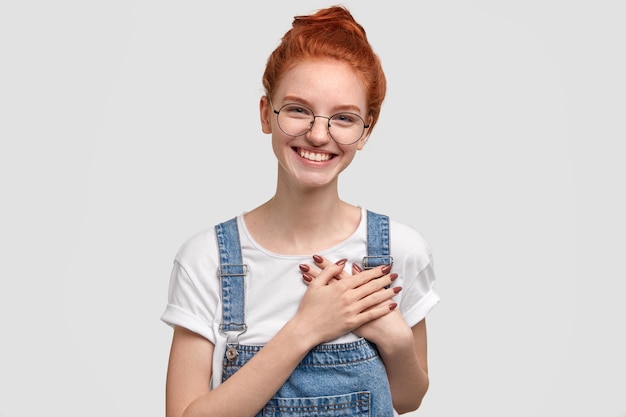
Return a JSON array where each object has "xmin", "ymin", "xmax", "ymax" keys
[
  {"xmin": 300, "ymin": 262, "xmax": 346, "ymax": 286},
  {"xmin": 312, "ymin": 255, "xmax": 352, "ymax": 280},
  {"xmin": 352, "ymin": 272, "xmax": 400, "ymax": 302},
  {"xmin": 353, "ymin": 298, "xmax": 399, "ymax": 327},
  {"xmin": 353, "ymin": 283, "xmax": 402, "ymax": 313},
  {"xmin": 350, "ymin": 264, "xmax": 393, "ymax": 289},
  {"xmin": 299, "ymin": 263, "xmax": 321, "ymax": 285},
  {"xmin": 308, "ymin": 258, "xmax": 348, "ymax": 286}
]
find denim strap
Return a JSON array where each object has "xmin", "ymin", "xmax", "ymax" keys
[
  {"xmin": 362, "ymin": 210, "xmax": 393, "ymax": 269},
  {"xmin": 215, "ymin": 217, "xmax": 248, "ymax": 334}
]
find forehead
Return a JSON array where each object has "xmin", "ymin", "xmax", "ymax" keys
[{"xmin": 274, "ymin": 59, "xmax": 367, "ymax": 111}]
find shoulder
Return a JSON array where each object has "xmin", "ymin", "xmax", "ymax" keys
[
  {"xmin": 175, "ymin": 227, "xmax": 218, "ymax": 266},
  {"xmin": 174, "ymin": 215, "xmax": 239, "ymax": 270},
  {"xmin": 369, "ymin": 211, "xmax": 433, "ymax": 273},
  {"xmin": 366, "ymin": 210, "xmax": 431, "ymax": 254},
  {"xmin": 388, "ymin": 217, "xmax": 432, "ymax": 256}
]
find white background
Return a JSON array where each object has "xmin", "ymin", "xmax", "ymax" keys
[{"xmin": 1, "ymin": 1, "xmax": 625, "ymax": 416}]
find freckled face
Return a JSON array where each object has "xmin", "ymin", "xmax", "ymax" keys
[{"xmin": 260, "ymin": 59, "xmax": 370, "ymax": 189}]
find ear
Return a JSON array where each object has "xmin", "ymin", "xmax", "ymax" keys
[
  {"xmin": 260, "ymin": 96, "xmax": 272, "ymax": 134},
  {"xmin": 356, "ymin": 114, "xmax": 373, "ymax": 150}
]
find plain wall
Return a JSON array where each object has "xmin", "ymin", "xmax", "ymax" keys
[{"xmin": 1, "ymin": 1, "xmax": 624, "ymax": 416}]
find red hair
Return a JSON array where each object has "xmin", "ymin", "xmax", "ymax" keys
[{"xmin": 262, "ymin": 5, "xmax": 387, "ymax": 133}]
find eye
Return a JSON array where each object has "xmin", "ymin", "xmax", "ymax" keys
[
  {"xmin": 282, "ymin": 104, "xmax": 313, "ymax": 119},
  {"xmin": 331, "ymin": 113, "xmax": 361, "ymax": 126}
]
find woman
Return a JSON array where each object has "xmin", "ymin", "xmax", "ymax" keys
[{"xmin": 162, "ymin": 5, "xmax": 439, "ymax": 416}]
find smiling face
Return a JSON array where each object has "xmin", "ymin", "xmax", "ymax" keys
[{"xmin": 260, "ymin": 59, "xmax": 370, "ymax": 190}]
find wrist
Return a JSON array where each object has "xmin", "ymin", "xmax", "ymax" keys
[
  {"xmin": 375, "ymin": 319, "xmax": 414, "ymax": 355},
  {"xmin": 282, "ymin": 317, "xmax": 322, "ymax": 352}
]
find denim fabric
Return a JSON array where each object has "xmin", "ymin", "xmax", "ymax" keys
[
  {"xmin": 362, "ymin": 211, "xmax": 393, "ymax": 270},
  {"xmin": 215, "ymin": 217, "xmax": 247, "ymax": 334},
  {"xmin": 222, "ymin": 339, "xmax": 393, "ymax": 416},
  {"xmin": 216, "ymin": 211, "xmax": 394, "ymax": 416}
]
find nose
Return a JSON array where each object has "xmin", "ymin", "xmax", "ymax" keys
[{"xmin": 305, "ymin": 116, "xmax": 332, "ymax": 146}]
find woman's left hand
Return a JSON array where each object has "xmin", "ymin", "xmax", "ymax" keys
[{"xmin": 299, "ymin": 255, "xmax": 408, "ymax": 345}]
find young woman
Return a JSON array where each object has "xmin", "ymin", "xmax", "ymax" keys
[{"xmin": 162, "ymin": 5, "xmax": 439, "ymax": 416}]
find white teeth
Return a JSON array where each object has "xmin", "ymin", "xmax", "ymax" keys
[{"xmin": 300, "ymin": 149, "xmax": 331, "ymax": 161}]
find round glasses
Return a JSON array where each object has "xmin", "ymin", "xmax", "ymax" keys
[{"xmin": 272, "ymin": 102, "xmax": 369, "ymax": 145}]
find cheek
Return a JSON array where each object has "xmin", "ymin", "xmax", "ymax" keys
[
  {"xmin": 341, "ymin": 142, "xmax": 361, "ymax": 155},
  {"xmin": 338, "ymin": 147, "xmax": 359, "ymax": 167},
  {"xmin": 271, "ymin": 132, "xmax": 294, "ymax": 159}
]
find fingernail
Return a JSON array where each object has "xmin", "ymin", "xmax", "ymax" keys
[
  {"xmin": 381, "ymin": 265, "xmax": 391, "ymax": 274},
  {"xmin": 352, "ymin": 263, "xmax": 363, "ymax": 273},
  {"xmin": 389, "ymin": 273, "xmax": 398, "ymax": 281},
  {"xmin": 313, "ymin": 255, "xmax": 323, "ymax": 263},
  {"xmin": 302, "ymin": 273, "xmax": 313, "ymax": 282},
  {"xmin": 389, "ymin": 303, "xmax": 398, "ymax": 310},
  {"xmin": 335, "ymin": 258, "xmax": 347, "ymax": 266},
  {"xmin": 393, "ymin": 286, "xmax": 403, "ymax": 294},
  {"xmin": 299, "ymin": 264, "xmax": 310, "ymax": 272}
]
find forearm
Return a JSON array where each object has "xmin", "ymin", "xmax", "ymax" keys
[
  {"xmin": 377, "ymin": 326, "xmax": 429, "ymax": 414},
  {"xmin": 181, "ymin": 320, "xmax": 316, "ymax": 417}
]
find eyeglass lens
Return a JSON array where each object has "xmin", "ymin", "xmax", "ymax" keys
[{"xmin": 276, "ymin": 103, "xmax": 365, "ymax": 145}]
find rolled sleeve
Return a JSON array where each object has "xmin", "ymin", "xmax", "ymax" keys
[
  {"xmin": 161, "ymin": 260, "xmax": 217, "ymax": 344},
  {"xmin": 399, "ymin": 255, "xmax": 440, "ymax": 328}
]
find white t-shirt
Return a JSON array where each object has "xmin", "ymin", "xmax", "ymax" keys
[{"xmin": 161, "ymin": 208, "xmax": 440, "ymax": 388}]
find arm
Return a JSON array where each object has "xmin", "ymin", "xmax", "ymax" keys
[
  {"xmin": 166, "ymin": 320, "xmax": 317, "ymax": 417},
  {"xmin": 166, "ymin": 261, "xmax": 399, "ymax": 417},
  {"xmin": 352, "ymin": 263, "xmax": 430, "ymax": 413},
  {"xmin": 305, "ymin": 257, "xmax": 430, "ymax": 413},
  {"xmin": 374, "ymin": 316, "xmax": 429, "ymax": 413}
]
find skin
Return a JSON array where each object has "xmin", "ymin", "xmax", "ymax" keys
[
  {"xmin": 165, "ymin": 59, "xmax": 429, "ymax": 417},
  {"xmin": 302, "ymin": 256, "xmax": 430, "ymax": 414}
]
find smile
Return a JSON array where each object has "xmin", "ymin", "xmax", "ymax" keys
[{"xmin": 297, "ymin": 148, "xmax": 333, "ymax": 162}]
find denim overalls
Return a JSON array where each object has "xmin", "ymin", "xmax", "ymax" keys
[{"xmin": 215, "ymin": 210, "xmax": 395, "ymax": 416}]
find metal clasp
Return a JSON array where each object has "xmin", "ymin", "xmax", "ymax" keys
[
  {"xmin": 218, "ymin": 263, "xmax": 249, "ymax": 277},
  {"xmin": 221, "ymin": 325, "xmax": 247, "ymax": 362},
  {"xmin": 361, "ymin": 255, "xmax": 394, "ymax": 270}
]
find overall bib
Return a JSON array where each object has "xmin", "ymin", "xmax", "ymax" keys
[{"xmin": 215, "ymin": 210, "xmax": 395, "ymax": 416}]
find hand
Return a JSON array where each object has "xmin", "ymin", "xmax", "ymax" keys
[
  {"xmin": 298, "ymin": 255, "xmax": 404, "ymax": 345},
  {"xmin": 349, "ymin": 262, "xmax": 408, "ymax": 344},
  {"xmin": 293, "ymin": 256, "xmax": 399, "ymax": 346}
]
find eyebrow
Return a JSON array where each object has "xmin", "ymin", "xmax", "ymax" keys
[{"xmin": 281, "ymin": 95, "xmax": 364, "ymax": 115}]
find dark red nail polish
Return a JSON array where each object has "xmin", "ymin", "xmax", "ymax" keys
[
  {"xmin": 353, "ymin": 263, "xmax": 363, "ymax": 273},
  {"xmin": 303, "ymin": 273, "xmax": 313, "ymax": 282},
  {"xmin": 389, "ymin": 303, "xmax": 398, "ymax": 310},
  {"xmin": 313, "ymin": 255, "xmax": 323, "ymax": 263},
  {"xmin": 381, "ymin": 265, "xmax": 391, "ymax": 274},
  {"xmin": 335, "ymin": 258, "xmax": 347, "ymax": 266},
  {"xmin": 389, "ymin": 273, "xmax": 398, "ymax": 281},
  {"xmin": 299, "ymin": 264, "xmax": 310, "ymax": 272},
  {"xmin": 393, "ymin": 286, "xmax": 403, "ymax": 294}
]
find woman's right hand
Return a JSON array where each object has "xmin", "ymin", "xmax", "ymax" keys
[{"xmin": 292, "ymin": 256, "xmax": 398, "ymax": 346}]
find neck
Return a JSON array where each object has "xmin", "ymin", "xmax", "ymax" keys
[{"xmin": 244, "ymin": 178, "xmax": 361, "ymax": 254}]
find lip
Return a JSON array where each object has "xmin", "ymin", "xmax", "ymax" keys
[{"xmin": 293, "ymin": 147, "xmax": 336, "ymax": 163}]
